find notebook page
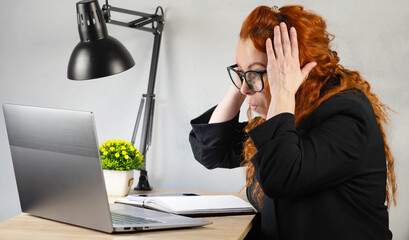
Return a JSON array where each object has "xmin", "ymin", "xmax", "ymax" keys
[{"xmin": 145, "ymin": 195, "xmax": 254, "ymax": 213}]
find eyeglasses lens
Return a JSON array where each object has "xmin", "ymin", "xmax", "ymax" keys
[
  {"xmin": 228, "ymin": 67, "xmax": 264, "ymax": 92},
  {"xmin": 245, "ymin": 72, "xmax": 263, "ymax": 92},
  {"xmin": 228, "ymin": 68, "xmax": 243, "ymax": 90}
]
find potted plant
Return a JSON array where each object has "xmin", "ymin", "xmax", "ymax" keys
[{"xmin": 99, "ymin": 139, "xmax": 143, "ymax": 196}]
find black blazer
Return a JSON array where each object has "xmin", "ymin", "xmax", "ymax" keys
[{"xmin": 189, "ymin": 89, "xmax": 392, "ymax": 240}]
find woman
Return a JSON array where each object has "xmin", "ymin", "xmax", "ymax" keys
[{"xmin": 189, "ymin": 5, "xmax": 397, "ymax": 240}]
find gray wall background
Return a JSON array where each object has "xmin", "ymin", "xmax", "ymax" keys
[{"xmin": 1, "ymin": 0, "xmax": 408, "ymax": 238}]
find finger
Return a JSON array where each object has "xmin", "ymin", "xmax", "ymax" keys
[
  {"xmin": 266, "ymin": 38, "xmax": 276, "ymax": 62},
  {"xmin": 290, "ymin": 27, "xmax": 299, "ymax": 58},
  {"xmin": 273, "ymin": 25, "xmax": 283, "ymax": 58},
  {"xmin": 280, "ymin": 22, "xmax": 291, "ymax": 56},
  {"xmin": 301, "ymin": 62, "xmax": 317, "ymax": 79}
]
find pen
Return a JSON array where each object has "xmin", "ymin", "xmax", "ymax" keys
[{"xmin": 130, "ymin": 193, "xmax": 200, "ymax": 197}]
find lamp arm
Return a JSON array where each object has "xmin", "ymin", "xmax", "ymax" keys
[
  {"xmin": 102, "ymin": 1, "xmax": 164, "ymax": 190},
  {"xmin": 134, "ymin": 29, "xmax": 162, "ymax": 190},
  {"xmin": 102, "ymin": 3, "xmax": 164, "ymax": 34}
]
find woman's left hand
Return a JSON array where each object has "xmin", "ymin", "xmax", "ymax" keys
[{"xmin": 266, "ymin": 22, "xmax": 316, "ymax": 119}]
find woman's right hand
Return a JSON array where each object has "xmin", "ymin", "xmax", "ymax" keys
[{"xmin": 209, "ymin": 84, "xmax": 245, "ymax": 124}]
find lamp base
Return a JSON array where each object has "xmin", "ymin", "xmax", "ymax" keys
[{"xmin": 134, "ymin": 170, "xmax": 152, "ymax": 190}]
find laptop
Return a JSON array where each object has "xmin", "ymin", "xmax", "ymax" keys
[{"xmin": 2, "ymin": 103, "xmax": 211, "ymax": 233}]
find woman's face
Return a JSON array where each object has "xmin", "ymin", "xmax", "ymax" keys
[{"xmin": 235, "ymin": 38, "xmax": 269, "ymax": 118}]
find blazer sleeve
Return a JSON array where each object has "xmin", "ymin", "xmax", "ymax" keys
[
  {"xmin": 249, "ymin": 93, "xmax": 372, "ymax": 199},
  {"xmin": 189, "ymin": 106, "xmax": 247, "ymax": 169}
]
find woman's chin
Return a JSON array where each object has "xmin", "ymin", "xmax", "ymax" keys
[{"xmin": 251, "ymin": 109, "xmax": 267, "ymax": 119}]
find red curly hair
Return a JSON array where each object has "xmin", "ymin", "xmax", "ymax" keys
[{"xmin": 240, "ymin": 5, "xmax": 397, "ymax": 208}]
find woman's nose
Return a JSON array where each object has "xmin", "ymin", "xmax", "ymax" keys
[{"xmin": 240, "ymin": 80, "xmax": 254, "ymax": 95}]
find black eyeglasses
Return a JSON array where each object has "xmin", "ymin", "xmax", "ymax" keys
[{"xmin": 226, "ymin": 64, "xmax": 267, "ymax": 92}]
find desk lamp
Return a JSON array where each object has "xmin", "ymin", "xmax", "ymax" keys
[{"xmin": 67, "ymin": 0, "xmax": 164, "ymax": 190}]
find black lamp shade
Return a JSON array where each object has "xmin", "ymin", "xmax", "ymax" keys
[{"xmin": 67, "ymin": 0, "xmax": 135, "ymax": 80}]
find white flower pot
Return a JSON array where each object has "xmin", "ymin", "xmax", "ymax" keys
[{"xmin": 103, "ymin": 169, "xmax": 134, "ymax": 196}]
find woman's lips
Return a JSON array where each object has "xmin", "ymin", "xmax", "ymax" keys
[{"xmin": 250, "ymin": 104, "xmax": 258, "ymax": 111}]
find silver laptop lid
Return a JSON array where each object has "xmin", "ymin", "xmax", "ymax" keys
[{"xmin": 3, "ymin": 104, "xmax": 113, "ymax": 233}]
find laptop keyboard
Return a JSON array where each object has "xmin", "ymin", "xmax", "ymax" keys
[{"xmin": 111, "ymin": 212, "xmax": 163, "ymax": 226}]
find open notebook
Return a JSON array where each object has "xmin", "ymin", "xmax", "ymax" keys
[{"xmin": 115, "ymin": 195, "xmax": 256, "ymax": 216}]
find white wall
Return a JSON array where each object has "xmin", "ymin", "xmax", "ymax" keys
[{"xmin": 1, "ymin": 0, "xmax": 408, "ymax": 238}]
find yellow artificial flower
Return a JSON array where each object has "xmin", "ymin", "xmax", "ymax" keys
[
  {"xmin": 125, "ymin": 155, "xmax": 129, "ymax": 159},
  {"xmin": 103, "ymin": 151, "xmax": 108, "ymax": 156},
  {"xmin": 122, "ymin": 151, "xmax": 127, "ymax": 155},
  {"xmin": 121, "ymin": 146, "xmax": 126, "ymax": 150},
  {"xmin": 110, "ymin": 147, "xmax": 115, "ymax": 151},
  {"xmin": 115, "ymin": 153, "xmax": 120, "ymax": 158}
]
